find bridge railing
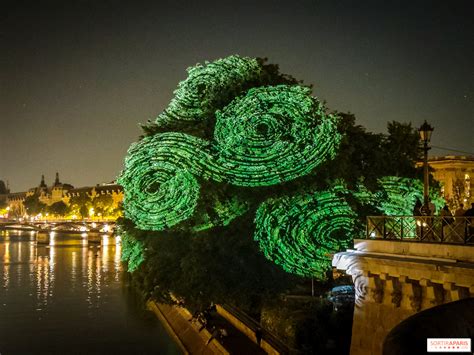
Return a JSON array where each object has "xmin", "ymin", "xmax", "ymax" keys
[{"xmin": 366, "ymin": 216, "xmax": 474, "ymax": 244}]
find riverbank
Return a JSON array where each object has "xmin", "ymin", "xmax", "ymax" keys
[
  {"xmin": 147, "ymin": 300, "xmax": 290, "ymax": 354},
  {"xmin": 147, "ymin": 300, "xmax": 227, "ymax": 354}
]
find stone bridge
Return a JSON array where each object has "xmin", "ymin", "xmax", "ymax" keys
[
  {"xmin": 333, "ymin": 238, "xmax": 474, "ymax": 355},
  {"xmin": 0, "ymin": 220, "xmax": 115, "ymax": 232}
]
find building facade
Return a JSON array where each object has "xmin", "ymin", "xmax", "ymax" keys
[
  {"xmin": 25, "ymin": 173, "xmax": 74, "ymax": 206},
  {"xmin": 2, "ymin": 174, "xmax": 123, "ymax": 220},
  {"xmin": 427, "ymin": 156, "xmax": 474, "ymax": 210},
  {"xmin": 64, "ymin": 183, "xmax": 123, "ymax": 218}
]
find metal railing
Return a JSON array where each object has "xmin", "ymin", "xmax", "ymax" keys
[{"xmin": 366, "ymin": 216, "xmax": 474, "ymax": 244}]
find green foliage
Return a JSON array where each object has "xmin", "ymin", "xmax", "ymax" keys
[
  {"xmin": 118, "ymin": 135, "xmax": 202, "ymax": 230},
  {"xmin": 91, "ymin": 194, "xmax": 115, "ymax": 216},
  {"xmin": 118, "ymin": 214, "xmax": 298, "ymax": 311},
  {"xmin": 67, "ymin": 192, "xmax": 119, "ymax": 219},
  {"xmin": 321, "ymin": 114, "xmax": 421, "ymax": 190},
  {"xmin": 190, "ymin": 185, "xmax": 249, "ymax": 232},
  {"xmin": 140, "ymin": 56, "xmax": 303, "ymax": 139},
  {"xmin": 119, "ymin": 84, "xmax": 340, "ymax": 231},
  {"xmin": 323, "ymin": 113, "xmax": 386, "ymax": 190},
  {"xmin": 376, "ymin": 176, "xmax": 444, "ymax": 215},
  {"xmin": 69, "ymin": 194, "xmax": 92, "ymax": 218},
  {"xmin": 252, "ymin": 177, "xmax": 440, "ymax": 279},
  {"xmin": 213, "ymin": 85, "xmax": 340, "ymax": 186},
  {"xmin": 254, "ymin": 185, "xmax": 358, "ymax": 278},
  {"xmin": 118, "ymin": 55, "xmax": 437, "ymax": 297},
  {"xmin": 156, "ymin": 56, "xmax": 262, "ymax": 126},
  {"xmin": 117, "ymin": 222, "xmax": 145, "ymax": 272}
]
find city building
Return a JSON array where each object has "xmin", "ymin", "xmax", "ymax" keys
[
  {"xmin": 4, "ymin": 192, "xmax": 27, "ymax": 217},
  {"xmin": 64, "ymin": 183, "xmax": 123, "ymax": 218},
  {"xmin": 26, "ymin": 173, "xmax": 74, "ymax": 206},
  {"xmin": 2, "ymin": 174, "xmax": 123, "ymax": 220},
  {"xmin": 426, "ymin": 155, "xmax": 474, "ymax": 209}
]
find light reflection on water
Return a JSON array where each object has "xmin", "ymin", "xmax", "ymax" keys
[{"xmin": 0, "ymin": 229, "xmax": 178, "ymax": 354}]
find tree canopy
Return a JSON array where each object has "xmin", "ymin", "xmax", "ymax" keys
[{"xmin": 117, "ymin": 55, "xmax": 438, "ymax": 309}]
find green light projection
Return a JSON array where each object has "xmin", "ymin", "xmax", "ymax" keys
[
  {"xmin": 156, "ymin": 55, "xmax": 262, "ymax": 127},
  {"xmin": 119, "ymin": 55, "xmax": 442, "ymax": 279},
  {"xmin": 213, "ymin": 86, "xmax": 341, "ymax": 186},
  {"xmin": 119, "ymin": 84, "xmax": 341, "ymax": 231},
  {"xmin": 376, "ymin": 176, "xmax": 444, "ymax": 215},
  {"xmin": 118, "ymin": 134, "xmax": 203, "ymax": 230},
  {"xmin": 191, "ymin": 195, "xmax": 249, "ymax": 232},
  {"xmin": 254, "ymin": 185, "xmax": 357, "ymax": 278},
  {"xmin": 253, "ymin": 177, "xmax": 443, "ymax": 278}
]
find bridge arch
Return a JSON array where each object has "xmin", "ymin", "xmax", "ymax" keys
[
  {"xmin": 382, "ymin": 298, "xmax": 474, "ymax": 355},
  {"xmin": 333, "ymin": 238, "xmax": 474, "ymax": 355}
]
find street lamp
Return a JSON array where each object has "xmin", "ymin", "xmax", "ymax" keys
[{"xmin": 418, "ymin": 120, "xmax": 434, "ymax": 214}]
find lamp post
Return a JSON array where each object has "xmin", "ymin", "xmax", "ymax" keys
[{"xmin": 418, "ymin": 121, "xmax": 434, "ymax": 215}]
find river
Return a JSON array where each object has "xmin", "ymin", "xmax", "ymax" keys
[{"xmin": 0, "ymin": 229, "xmax": 179, "ymax": 354}]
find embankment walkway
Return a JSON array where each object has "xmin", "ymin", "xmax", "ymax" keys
[{"xmin": 147, "ymin": 301, "xmax": 266, "ymax": 355}]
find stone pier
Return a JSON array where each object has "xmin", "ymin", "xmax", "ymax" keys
[{"xmin": 333, "ymin": 239, "xmax": 474, "ymax": 355}]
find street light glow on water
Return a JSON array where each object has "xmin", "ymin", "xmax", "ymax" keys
[{"xmin": 0, "ymin": 230, "xmax": 178, "ymax": 354}]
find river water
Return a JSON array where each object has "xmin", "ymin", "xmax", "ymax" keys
[{"xmin": 0, "ymin": 230, "xmax": 179, "ymax": 355}]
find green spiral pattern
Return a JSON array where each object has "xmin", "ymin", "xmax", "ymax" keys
[
  {"xmin": 118, "ymin": 134, "xmax": 205, "ymax": 230},
  {"xmin": 156, "ymin": 55, "xmax": 262, "ymax": 126},
  {"xmin": 376, "ymin": 176, "xmax": 444, "ymax": 215},
  {"xmin": 213, "ymin": 85, "xmax": 341, "ymax": 186},
  {"xmin": 120, "ymin": 84, "xmax": 341, "ymax": 231},
  {"xmin": 119, "ymin": 55, "xmax": 446, "ymax": 280},
  {"xmin": 254, "ymin": 186, "xmax": 357, "ymax": 278},
  {"xmin": 191, "ymin": 195, "xmax": 249, "ymax": 232}
]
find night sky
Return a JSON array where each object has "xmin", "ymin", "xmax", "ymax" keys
[{"xmin": 1, "ymin": 1, "xmax": 473, "ymax": 192}]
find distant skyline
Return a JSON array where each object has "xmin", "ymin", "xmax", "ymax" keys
[{"xmin": 1, "ymin": 1, "xmax": 473, "ymax": 192}]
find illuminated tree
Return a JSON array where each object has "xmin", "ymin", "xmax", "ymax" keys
[
  {"xmin": 376, "ymin": 176, "xmax": 444, "ymax": 216},
  {"xmin": 68, "ymin": 194, "xmax": 92, "ymax": 218},
  {"xmin": 91, "ymin": 194, "xmax": 115, "ymax": 217},
  {"xmin": 118, "ymin": 55, "xmax": 441, "ymax": 284},
  {"xmin": 118, "ymin": 215, "xmax": 297, "ymax": 311},
  {"xmin": 118, "ymin": 84, "xmax": 340, "ymax": 231},
  {"xmin": 254, "ymin": 185, "xmax": 358, "ymax": 278},
  {"xmin": 117, "ymin": 223, "xmax": 145, "ymax": 272}
]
